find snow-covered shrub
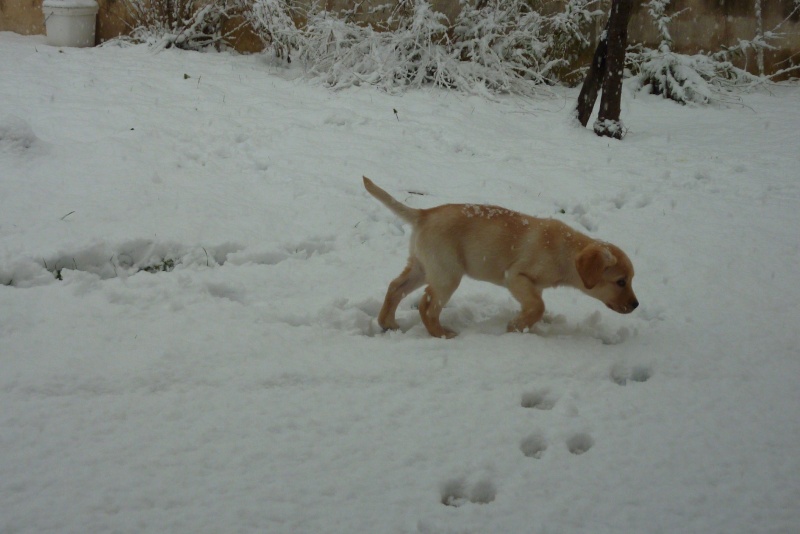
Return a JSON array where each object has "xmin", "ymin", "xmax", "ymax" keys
[
  {"xmin": 386, "ymin": 0, "xmax": 457, "ymax": 88},
  {"xmin": 627, "ymin": 0, "xmax": 800, "ymax": 105},
  {"xmin": 246, "ymin": 0, "xmax": 602, "ymax": 95},
  {"xmin": 288, "ymin": 1, "xmax": 468, "ymax": 92},
  {"xmin": 451, "ymin": 0, "xmax": 551, "ymax": 93},
  {"xmin": 244, "ymin": 0, "xmax": 301, "ymax": 61},
  {"xmin": 117, "ymin": 0, "xmax": 244, "ymax": 50},
  {"xmin": 545, "ymin": 0, "xmax": 604, "ymax": 84},
  {"xmin": 295, "ymin": 1, "xmax": 460, "ymax": 91},
  {"xmin": 452, "ymin": 0, "xmax": 603, "ymax": 90},
  {"xmin": 295, "ymin": 11, "xmax": 388, "ymax": 87},
  {"xmin": 626, "ymin": 46, "xmax": 758, "ymax": 105}
]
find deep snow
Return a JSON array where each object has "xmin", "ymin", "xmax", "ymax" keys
[{"xmin": 1, "ymin": 32, "xmax": 799, "ymax": 533}]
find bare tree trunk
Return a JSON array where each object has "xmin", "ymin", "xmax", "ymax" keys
[
  {"xmin": 754, "ymin": 0, "xmax": 764, "ymax": 76},
  {"xmin": 594, "ymin": 0, "xmax": 632, "ymax": 139},
  {"xmin": 575, "ymin": 0, "xmax": 633, "ymax": 139},
  {"xmin": 576, "ymin": 25, "xmax": 608, "ymax": 127}
]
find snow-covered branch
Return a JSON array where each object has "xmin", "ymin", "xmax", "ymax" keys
[{"xmin": 115, "ymin": 0, "xmax": 246, "ymax": 51}]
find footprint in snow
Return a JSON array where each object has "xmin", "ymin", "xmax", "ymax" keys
[
  {"xmin": 520, "ymin": 432, "xmax": 548, "ymax": 459},
  {"xmin": 610, "ymin": 362, "xmax": 653, "ymax": 386},
  {"xmin": 520, "ymin": 389, "xmax": 557, "ymax": 410},
  {"xmin": 566, "ymin": 432, "xmax": 594, "ymax": 455},
  {"xmin": 440, "ymin": 478, "xmax": 496, "ymax": 507},
  {"xmin": 287, "ymin": 236, "xmax": 335, "ymax": 259},
  {"xmin": 219, "ymin": 236, "xmax": 335, "ymax": 267}
]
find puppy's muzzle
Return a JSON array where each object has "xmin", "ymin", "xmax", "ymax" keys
[{"xmin": 608, "ymin": 300, "xmax": 639, "ymax": 314}]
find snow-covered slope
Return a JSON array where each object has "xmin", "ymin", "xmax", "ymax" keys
[{"xmin": 1, "ymin": 32, "xmax": 799, "ymax": 533}]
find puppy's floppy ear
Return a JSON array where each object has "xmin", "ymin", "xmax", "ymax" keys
[{"xmin": 576, "ymin": 244, "xmax": 617, "ymax": 289}]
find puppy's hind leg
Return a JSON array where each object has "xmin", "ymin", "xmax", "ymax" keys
[
  {"xmin": 378, "ymin": 257, "xmax": 425, "ymax": 331},
  {"xmin": 418, "ymin": 278, "xmax": 460, "ymax": 339}
]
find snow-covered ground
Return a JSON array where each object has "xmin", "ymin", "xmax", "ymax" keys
[{"xmin": 1, "ymin": 31, "xmax": 799, "ymax": 533}]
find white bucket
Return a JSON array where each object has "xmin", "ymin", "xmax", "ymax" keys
[{"xmin": 42, "ymin": 0, "xmax": 99, "ymax": 48}]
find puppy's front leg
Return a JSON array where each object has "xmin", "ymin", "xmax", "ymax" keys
[{"xmin": 506, "ymin": 274, "xmax": 545, "ymax": 333}]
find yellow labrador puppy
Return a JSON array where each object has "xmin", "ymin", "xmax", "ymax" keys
[{"xmin": 363, "ymin": 176, "xmax": 638, "ymax": 338}]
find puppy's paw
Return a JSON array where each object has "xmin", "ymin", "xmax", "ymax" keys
[
  {"xmin": 429, "ymin": 327, "xmax": 458, "ymax": 339},
  {"xmin": 506, "ymin": 321, "xmax": 532, "ymax": 333},
  {"xmin": 378, "ymin": 318, "xmax": 400, "ymax": 331}
]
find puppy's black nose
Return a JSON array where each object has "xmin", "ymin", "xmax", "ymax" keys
[{"xmin": 631, "ymin": 300, "xmax": 639, "ymax": 310}]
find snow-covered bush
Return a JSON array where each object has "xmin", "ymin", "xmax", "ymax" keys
[
  {"xmin": 545, "ymin": 0, "xmax": 604, "ymax": 84},
  {"xmin": 117, "ymin": 0, "xmax": 244, "ymax": 50},
  {"xmin": 245, "ymin": 0, "xmax": 301, "ymax": 61},
  {"xmin": 627, "ymin": 0, "xmax": 800, "ymax": 105},
  {"xmin": 451, "ymin": 0, "xmax": 551, "ymax": 93},
  {"xmin": 246, "ymin": 0, "xmax": 603, "ymax": 95},
  {"xmin": 296, "ymin": 1, "xmax": 459, "ymax": 91},
  {"xmin": 385, "ymin": 0, "xmax": 457, "ymax": 89},
  {"xmin": 626, "ymin": 47, "xmax": 758, "ymax": 105},
  {"xmin": 293, "ymin": 11, "xmax": 389, "ymax": 88}
]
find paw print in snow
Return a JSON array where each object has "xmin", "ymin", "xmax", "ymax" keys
[{"xmin": 440, "ymin": 478, "xmax": 496, "ymax": 507}]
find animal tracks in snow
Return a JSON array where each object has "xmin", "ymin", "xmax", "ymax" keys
[
  {"xmin": 519, "ymin": 432, "xmax": 548, "ymax": 459},
  {"xmin": 610, "ymin": 361, "xmax": 654, "ymax": 386},
  {"xmin": 553, "ymin": 183, "xmax": 659, "ymax": 233},
  {"xmin": 0, "ymin": 235, "xmax": 388, "ymax": 336},
  {"xmin": 520, "ymin": 388, "xmax": 558, "ymax": 410},
  {"xmin": 565, "ymin": 432, "xmax": 595, "ymax": 456},
  {"xmin": 278, "ymin": 298, "xmax": 383, "ymax": 337},
  {"xmin": 0, "ymin": 236, "xmax": 337, "ymax": 287},
  {"xmin": 518, "ymin": 391, "xmax": 594, "ymax": 458},
  {"xmin": 518, "ymin": 363, "xmax": 654, "ymax": 462},
  {"xmin": 441, "ymin": 364, "xmax": 654, "ymax": 509},
  {"xmin": 224, "ymin": 236, "xmax": 335, "ymax": 266},
  {"xmin": 440, "ymin": 478, "xmax": 497, "ymax": 508}
]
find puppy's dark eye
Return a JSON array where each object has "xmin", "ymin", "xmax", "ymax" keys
[{"xmin": 616, "ymin": 279, "xmax": 627, "ymax": 288}]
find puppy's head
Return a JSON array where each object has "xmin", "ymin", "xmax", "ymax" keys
[{"xmin": 575, "ymin": 243, "xmax": 639, "ymax": 314}]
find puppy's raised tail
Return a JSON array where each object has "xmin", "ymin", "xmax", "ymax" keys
[{"xmin": 362, "ymin": 176, "xmax": 420, "ymax": 225}]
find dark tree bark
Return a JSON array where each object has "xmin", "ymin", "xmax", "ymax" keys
[
  {"xmin": 576, "ymin": 28, "xmax": 608, "ymax": 128},
  {"xmin": 575, "ymin": 0, "xmax": 633, "ymax": 139}
]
